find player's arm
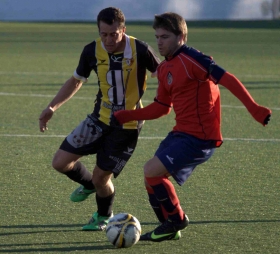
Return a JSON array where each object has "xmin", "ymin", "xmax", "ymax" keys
[
  {"xmin": 114, "ymin": 69, "xmax": 171, "ymax": 124},
  {"xmin": 146, "ymin": 44, "xmax": 161, "ymax": 76},
  {"xmin": 39, "ymin": 44, "xmax": 92, "ymax": 132},
  {"xmin": 188, "ymin": 50, "xmax": 271, "ymax": 126},
  {"xmin": 47, "ymin": 76, "xmax": 84, "ymax": 111},
  {"xmin": 114, "ymin": 99, "xmax": 172, "ymax": 125},
  {"xmin": 219, "ymin": 72, "xmax": 271, "ymax": 126},
  {"xmin": 39, "ymin": 76, "xmax": 83, "ymax": 132}
]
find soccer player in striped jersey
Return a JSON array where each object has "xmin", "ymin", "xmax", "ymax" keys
[
  {"xmin": 39, "ymin": 7, "xmax": 160, "ymax": 231},
  {"xmin": 113, "ymin": 12, "xmax": 272, "ymax": 242}
]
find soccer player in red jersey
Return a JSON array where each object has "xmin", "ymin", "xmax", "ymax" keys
[{"xmin": 113, "ymin": 12, "xmax": 272, "ymax": 242}]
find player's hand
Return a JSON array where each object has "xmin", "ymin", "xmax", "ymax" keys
[
  {"xmin": 39, "ymin": 107, "xmax": 54, "ymax": 132},
  {"xmin": 263, "ymin": 114, "xmax": 271, "ymax": 125},
  {"xmin": 249, "ymin": 105, "xmax": 272, "ymax": 126},
  {"xmin": 113, "ymin": 110, "xmax": 129, "ymax": 125},
  {"xmin": 111, "ymin": 113, "xmax": 122, "ymax": 128}
]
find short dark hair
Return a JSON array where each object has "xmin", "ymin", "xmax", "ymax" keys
[
  {"xmin": 97, "ymin": 7, "xmax": 125, "ymax": 29},
  {"xmin": 153, "ymin": 12, "xmax": 188, "ymax": 41}
]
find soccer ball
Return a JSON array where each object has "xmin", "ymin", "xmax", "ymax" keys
[{"xmin": 106, "ymin": 213, "xmax": 141, "ymax": 248}]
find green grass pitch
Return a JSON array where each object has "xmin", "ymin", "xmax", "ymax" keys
[{"xmin": 0, "ymin": 20, "xmax": 279, "ymax": 253}]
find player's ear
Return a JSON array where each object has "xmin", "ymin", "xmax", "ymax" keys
[{"xmin": 179, "ymin": 33, "xmax": 185, "ymax": 43}]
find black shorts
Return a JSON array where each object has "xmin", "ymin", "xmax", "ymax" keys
[{"xmin": 60, "ymin": 115, "xmax": 140, "ymax": 177}]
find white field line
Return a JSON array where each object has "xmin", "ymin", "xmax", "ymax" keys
[
  {"xmin": 0, "ymin": 134, "xmax": 279, "ymax": 142},
  {"xmin": 0, "ymin": 71, "xmax": 70, "ymax": 76},
  {"xmin": 1, "ymin": 71, "xmax": 280, "ymax": 79},
  {"xmin": 0, "ymin": 92, "xmax": 279, "ymax": 110}
]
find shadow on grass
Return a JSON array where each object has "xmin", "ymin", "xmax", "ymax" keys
[
  {"xmin": 0, "ymin": 219, "xmax": 279, "ymax": 252},
  {"xmin": 1, "ymin": 218, "xmax": 279, "ymax": 231},
  {"xmin": 0, "ymin": 229, "xmax": 80, "ymax": 237},
  {"xmin": 0, "ymin": 245, "xmax": 114, "ymax": 253},
  {"xmin": 0, "ymin": 224, "xmax": 83, "ymax": 229},
  {"xmin": 0, "ymin": 225, "xmax": 115, "ymax": 252},
  {"xmin": 0, "ymin": 224, "xmax": 81, "ymax": 236},
  {"xmin": 141, "ymin": 218, "xmax": 280, "ymax": 226}
]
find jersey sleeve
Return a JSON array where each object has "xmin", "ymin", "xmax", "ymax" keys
[
  {"xmin": 145, "ymin": 44, "xmax": 161, "ymax": 73},
  {"xmin": 187, "ymin": 48, "xmax": 225, "ymax": 84},
  {"xmin": 74, "ymin": 42, "xmax": 96, "ymax": 81},
  {"xmin": 113, "ymin": 101, "xmax": 171, "ymax": 124},
  {"xmin": 219, "ymin": 72, "xmax": 271, "ymax": 125}
]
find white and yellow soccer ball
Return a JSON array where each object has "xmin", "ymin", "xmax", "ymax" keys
[{"xmin": 106, "ymin": 213, "xmax": 141, "ymax": 248}]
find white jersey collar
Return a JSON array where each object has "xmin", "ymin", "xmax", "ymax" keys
[{"xmin": 101, "ymin": 34, "xmax": 132, "ymax": 59}]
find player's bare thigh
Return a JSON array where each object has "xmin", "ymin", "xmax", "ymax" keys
[
  {"xmin": 144, "ymin": 156, "xmax": 169, "ymax": 177},
  {"xmin": 52, "ymin": 149, "xmax": 82, "ymax": 173}
]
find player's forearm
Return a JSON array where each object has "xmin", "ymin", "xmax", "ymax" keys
[
  {"xmin": 219, "ymin": 72, "xmax": 257, "ymax": 110},
  {"xmin": 48, "ymin": 76, "xmax": 83, "ymax": 111},
  {"xmin": 114, "ymin": 101, "xmax": 171, "ymax": 124},
  {"xmin": 219, "ymin": 72, "xmax": 271, "ymax": 125}
]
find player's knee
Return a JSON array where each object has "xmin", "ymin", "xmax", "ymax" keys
[
  {"xmin": 144, "ymin": 157, "xmax": 168, "ymax": 178},
  {"xmin": 143, "ymin": 160, "xmax": 153, "ymax": 177},
  {"xmin": 92, "ymin": 166, "xmax": 112, "ymax": 188},
  {"xmin": 52, "ymin": 154, "xmax": 68, "ymax": 173},
  {"xmin": 92, "ymin": 175, "xmax": 102, "ymax": 187},
  {"xmin": 52, "ymin": 157, "xmax": 62, "ymax": 172}
]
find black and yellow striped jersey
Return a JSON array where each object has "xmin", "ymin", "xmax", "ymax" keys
[{"xmin": 73, "ymin": 34, "xmax": 160, "ymax": 129}]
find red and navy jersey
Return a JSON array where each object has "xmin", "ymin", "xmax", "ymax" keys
[{"xmin": 156, "ymin": 45, "xmax": 225, "ymax": 145}]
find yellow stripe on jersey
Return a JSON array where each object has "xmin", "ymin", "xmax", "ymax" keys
[
  {"xmin": 94, "ymin": 36, "xmax": 147, "ymax": 129},
  {"xmin": 95, "ymin": 39, "xmax": 111, "ymax": 125}
]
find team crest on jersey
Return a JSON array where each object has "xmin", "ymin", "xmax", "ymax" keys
[
  {"xmin": 125, "ymin": 58, "xmax": 134, "ymax": 66},
  {"xmin": 167, "ymin": 72, "xmax": 173, "ymax": 85}
]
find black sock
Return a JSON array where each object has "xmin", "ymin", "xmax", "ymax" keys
[
  {"xmin": 148, "ymin": 193, "xmax": 165, "ymax": 223},
  {"xmin": 64, "ymin": 161, "xmax": 95, "ymax": 190},
  {"xmin": 96, "ymin": 191, "xmax": 115, "ymax": 217}
]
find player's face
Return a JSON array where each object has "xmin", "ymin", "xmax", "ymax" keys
[
  {"xmin": 99, "ymin": 21, "xmax": 126, "ymax": 53},
  {"xmin": 155, "ymin": 28, "xmax": 184, "ymax": 57}
]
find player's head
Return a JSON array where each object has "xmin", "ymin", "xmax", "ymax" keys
[
  {"xmin": 153, "ymin": 12, "xmax": 187, "ymax": 57},
  {"xmin": 97, "ymin": 7, "xmax": 126, "ymax": 53}
]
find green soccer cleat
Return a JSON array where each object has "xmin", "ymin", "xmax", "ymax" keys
[
  {"xmin": 70, "ymin": 185, "xmax": 96, "ymax": 202},
  {"xmin": 140, "ymin": 215, "xmax": 189, "ymax": 242},
  {"xmin": 82, "ymin": 212, "xmax": 113, "ymax": 231}
]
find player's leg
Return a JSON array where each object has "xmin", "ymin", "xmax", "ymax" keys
[
  {"xmin": 144, "ymin": 177, "xmax": 182, "ymax": 241},
  {"xmin": 140, "ymin": 131, "xmax": 215, "ymax": 242},
  {"xmin": 141, "ymin": 132, "xmax": 184, "ymax": 235},
  {"xmin": 145, "ymin": 181, "xmax": 167, "ymax": 223},
  {"xmin": 52, "ymin": 149, "xmax": 95, "ymax": 202},
  {"xmin": 140, "ymin": 156, "xmax": 188, "ymax": 242},
  {"xmin": 82, "ymin": 127, "xmax": 140, "ymax": 231},
  {"xmin": 82, "ymin": 165, "xmax": 115, "ymax": 231},
  {"xmin": 61, "ymin": 115, "xmax": 107, "ymax": 202}
]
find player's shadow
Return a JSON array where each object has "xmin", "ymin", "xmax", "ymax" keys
[
  {"xmin": 0, "ymin": 224, "xmax": 83, "ymax": 229},
  {"xmin": 0, "ymin": 224, "xmax": 83, "ymax": 236},
  {"xmin": 0, "ymin": 244, "xmax": 114, "ymax": 253},
  {"xmin": 140, "ymin": 218, "xmax": 280, "ymax": 226},
  {"xmin": 0, "ymin": 224, "xmax": 116, "ymax": 252}
]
